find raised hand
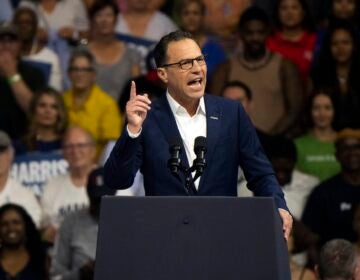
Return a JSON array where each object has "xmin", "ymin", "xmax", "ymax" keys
[{"xmin": 126, "ymin": 81, "xmax": 151, "ymax": 134}]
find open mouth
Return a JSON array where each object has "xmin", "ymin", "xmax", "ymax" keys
[{"xmin": 187, "ymin": 77, "xmax": 203, "ymax": 87}]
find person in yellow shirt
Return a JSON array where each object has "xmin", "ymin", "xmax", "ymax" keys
[{"xmin": 63, "ymin": 49, "xmax": 123, "ymax": 157}]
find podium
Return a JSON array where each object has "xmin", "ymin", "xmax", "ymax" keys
[{"xmin": 94, "ymin": 196, "xmax": 290, "ymax": 280}]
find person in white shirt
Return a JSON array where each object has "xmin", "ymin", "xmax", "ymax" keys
[
  {"xmin": 0, "ymin": 130, "xmax": 42, "ymax": 227},
  {"xmin": 41, "ymin": 126, "xmax": 96, "ymax": 244},
  {"xmin": 13, "ymin": 7, "xmax": 63, "ymax": 91}
]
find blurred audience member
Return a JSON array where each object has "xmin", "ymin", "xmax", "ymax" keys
[
  {"xmin": 0, "ymin": 204, "xmax": 47, "ymax": 279},
  {"xmin": 51, "ymin": 167, "xmax": 115, "ymax": 280},
  {"xmin": 0, "ymin": 0, "xmax": 13, "ymax": 22},
  {"xmin": 302, "ymin": 128, "xmax": 360, "ymax": 245},
  {"xmin": 211, "ymin": 7, "xmax": 302, "ymax": 135},
  {"xmin": 354, "ymin": 204, "xmax": 360, "ymax": 255},
  {"xmin": 13, "ymin": 7, "xmax": 63, "ymax": 91},
  {"xmin": 312, "ymin": 20, "xmax": 360, "ymax": 129},
  {"xmin": 202, "ymin": 0, "xmax": 251, "ymax": 37},
  {"xmin": 0, "ymin": 131, "xmax": 42, "ymax": 227},
  {"xmin": 221, "ymin": 80, "xmax": 272, "ymax": 150},
  {"xmin": 15, "ymin": 87, "xmax": 68, "ymax": 155},
  {"xmin": 317, "ymin": 239, "xmax": 359, "ymax": 280},
  {"xmin": 41, "ymin": 126, "xmax": 96, "ymax": 244},
  {"xmin": 295, "ymin": 89, "xmax": 341, "ymax": 182},
  {"xmin": 176, "ymin": 0, "xmax": 227, "ymax": 80},
  {"xmin": 19, "ymin": 0, "xmax": 89, "ymax": 44},
  {"xmin": 0, "ymin": 22, "xmax": 45, "ymax": 139},
  {"xmin": 331, "ymin": 0, "xmax": 359, "ymax": 25},
  {"xmin": 267, "ymin": 0, "xmax": 316, "ymax": 82},
  {"xmin": 267, "ymin": 135, "xmax": 319, "ymax": 220},
  {"xmin": 64, "ymin": 49, "xmax": 122, "ymax": 157},
  {"xmin": 88, "ymin": 1, "xmax": 142, "ymax": 101},
  {"xmin": 288, "ymin": 221, "xmax": 317, "ymax": 280}
]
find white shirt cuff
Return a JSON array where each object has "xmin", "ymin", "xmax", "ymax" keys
[{"xmin": 127, "ymin": 125, "xmax": 142, "ymax": 138}]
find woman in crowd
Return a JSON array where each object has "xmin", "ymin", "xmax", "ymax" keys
[
  {"xmin": 0, "ymin": 204, "xmax": 47, "ymax": 279},
  {"xmin": 176, "ymin": 0, "xmax": 227, "ymax": 81},
  {"xmin": 15, "ymin": 87, "xmax": 67, "ymax": 155},
  {"xmin": 267, "ymin": 0, "xmax": 316, "ymax": 82},
  {"xmin": 63, "ymin": 49, "xmax": 122, "ymax": 157},
  {"xmin": 295, "ymin": 89, "xmax": 340, "ymax": 182},
  {"xmin": 311, "ymin": 20, "xmax": 360, "ymax": 129},
  {"xmin": 88, "ymin": 1, "xmax": 141, "ymax": 101}
]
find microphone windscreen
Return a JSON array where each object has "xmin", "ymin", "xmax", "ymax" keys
[
  {"xmin": 194, "ymin": 136, "xmax": 206, "ymax": 152},
  {"xmin": 169, "ymin": 137, "xmax": 182, "ymax": 149}
]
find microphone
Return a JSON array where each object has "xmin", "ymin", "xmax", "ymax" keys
[
  {"xmin": 168, "ymin": 138, "xmax": 182, "ymax": 175},
  {"xmin": 193, "ymin": 136, "xmax": 206, "ymax": 175}
]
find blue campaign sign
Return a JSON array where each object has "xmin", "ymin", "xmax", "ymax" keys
[{"xmin": 10, "ymin": 152, "xmax": 69, "ymax": 196}]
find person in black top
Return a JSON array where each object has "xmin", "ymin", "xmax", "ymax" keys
[
  {"xmin": 302, "ymin": 128, "xmax": 360, "ymax": 245},
  {"xmin": 0, "ymin": 22, "xmax": 45, "ymax": 140}
]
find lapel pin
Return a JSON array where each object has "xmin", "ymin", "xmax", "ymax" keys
[{"xmin": 210, "ymin": 116, "xmax": 218, "ymax": 120}]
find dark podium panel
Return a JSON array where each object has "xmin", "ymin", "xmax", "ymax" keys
[{"xmin": 95, "ymin": 196, "xmax": 290, "ymax": 280}]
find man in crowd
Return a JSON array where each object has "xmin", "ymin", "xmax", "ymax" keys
[
  {"xmin": 302, "ymin": 128, "xmax": 360, "ymax": 245},
  {"xmin": 104, "ymin": 30, "xmax": 292, "ymax": 240}
]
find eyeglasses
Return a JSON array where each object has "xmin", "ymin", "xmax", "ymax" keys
[
  {"xmin": 68, "ymin": 67, "xmax": 94, "ymax": 73},
  {"xmin": 63, "ymin": 142, "xmax": 93, "ymax": 150},
  {"xmin": 161, "ymin": 55, "xmax": 206, "ymax": 70}
]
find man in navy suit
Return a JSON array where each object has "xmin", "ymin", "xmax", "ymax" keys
[{"xmin": 104, "ymin": 30, "xmax": 293, "ymax": 240}]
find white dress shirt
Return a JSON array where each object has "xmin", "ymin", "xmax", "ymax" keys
[{"xmin": 128, "ymin": 92, "xmax": 207, "ymax": 189}]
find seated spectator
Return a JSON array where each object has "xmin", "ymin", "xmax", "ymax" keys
[
  {"xmin": 63, "ymin": 49, "xmax": 122, "ymax": 157},
  {"xmin": 295, "ymin": 89, "xmax": 341, "ymax": 182},
  {"xmin": 0, "ymin": 22, "xmax": 45, "ymax": 139},
  {"xmin": 19, "ymin": 0, "xmax": 89, "ymax": 44},
  {"xmin": 88, "ymin": 1, "xmax": 142, "ymax": 101},
  {"xmin": 176, "ymin": 0, "xmax": 227, "ymax": 80},
  {"xmin": 0, "ymin": 204, "xmax": 47, "ymax": 279},
  {"xmin": 12, "ymin": 7, "xmax": 63, "ymax": 91},
  {"xmin": 316, "ymin": 239, "xmax": 359, "ymax": 280},
  {"xmin": 267, "ymin": 135, "xmax": 319, "ymax": 220},
  {"xmin": 302, "ymin": 128, "xmax": 360, "ymax": 245},
  {"xmin": 311, "ymin": 20, "xmax": 360, "ymax": 129},
  {"xmin": 114, "ymin": 0, "xmax": 177, "ymax": 67},
  {"xmin": 0, "ymin": 131, "xmax": 42, "ymax": 227},
  {"xmin": 41, "ymin": 126, "xmax": 96, "ymax": 244},
  {"xmin": 211, "ymin": 7, "xmax": 303, "ymax": 135},
  {"xmin": 267, "ymin": 0, "xmax": 317, "ymax": 83},
  {"xmin": 50, "ymin": 167, "xmax": 116, "ymax": 280},
  {"xmin": 15, "ymin": 87, "xmax": 68, "ymax": 155}
]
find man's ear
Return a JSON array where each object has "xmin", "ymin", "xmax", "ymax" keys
[
  {"xmin": 157, "ymin": 68, "xmax": 168, "ymax": 83},
  {"xmin": 314, "ymin": 264, "xmax": 320, "ymax": 279}
]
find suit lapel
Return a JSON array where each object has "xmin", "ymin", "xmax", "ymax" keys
[{"xmin": 198, "ymin": 95, "xmax": 221, "ymax": 190}]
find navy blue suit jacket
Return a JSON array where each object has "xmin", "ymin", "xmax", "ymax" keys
[{"xmin": 104, "ymin": 94, "xmax": 288, "ymax": 210}]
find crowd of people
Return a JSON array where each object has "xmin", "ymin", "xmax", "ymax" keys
[{"xmin": 0, "ymin": 0, "xmax": 360, "ymax": 279}]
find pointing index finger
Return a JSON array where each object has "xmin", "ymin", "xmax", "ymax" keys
[{"xmin": 130, "ymin": 81, "xmax": 137, "ymax": 100}]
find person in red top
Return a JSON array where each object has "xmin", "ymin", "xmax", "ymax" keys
[{"xmin": 267, "ymin": 0, "xmax": 317, "ymax": 83}]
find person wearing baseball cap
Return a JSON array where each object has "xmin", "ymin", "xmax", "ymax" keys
[{"xmin": 0, "ymin": 130, "xmax": 42, "ymax": 227}]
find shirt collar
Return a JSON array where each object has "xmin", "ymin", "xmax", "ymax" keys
[{"xmin": 166, "ymin": 90, "xmax": 206, "ymax": 117}]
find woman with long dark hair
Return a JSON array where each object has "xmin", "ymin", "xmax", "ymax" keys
[
  {"xmin": 295, "ymin": 88, "xmax": 341, "ymax": 182},
  {"xmin": 311, "ymin": 20, "xmax": 360, "ymax": 129},
  {"xmin": 0, "ymin": 204, "xmax": 47, "ymax": 279},
  {"xmin": 15, "ymin": 87, "xmax": 68, "ymax": 155}
]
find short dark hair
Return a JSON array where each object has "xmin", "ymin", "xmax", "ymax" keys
[
  {"xmin": 238, "ymin": 7, "xmax": 270, "ymax": 31},
  {"xmin": 318, "ymin": 239, "xmax": 356, "ymax": 280},
  {"xmin": 68, "ymin": 48, "xmax": 95, "ymax": 70},
  {"xmin": 153, "ymin": 30, "xmax": 194, "ymax": 67},
  {"xmin": 88, "ymin": 0, "xmax": 119, "ymax": 20},
  {"xmin": 222, "ymin": 80, "xmax": 253, "ymax": 101}
]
